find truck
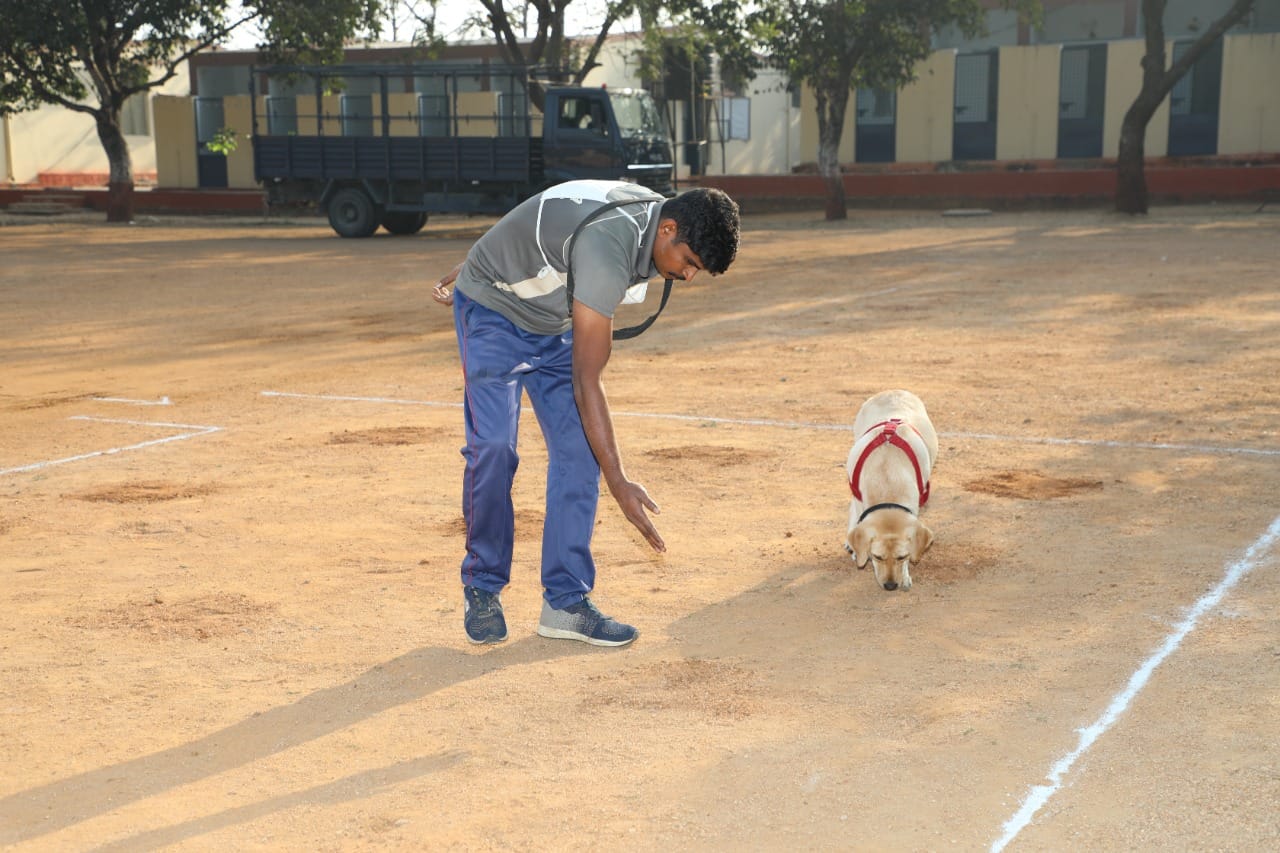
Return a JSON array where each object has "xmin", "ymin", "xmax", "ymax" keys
[{"xmin": 249, "ymin": 63, "xmax": 676, "ymax": 237}]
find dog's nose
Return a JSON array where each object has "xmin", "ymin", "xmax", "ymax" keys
[{"xmin": 882, "ymin": 581, "xmax": 898, "ymax": 591}]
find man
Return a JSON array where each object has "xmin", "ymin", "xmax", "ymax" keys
[{"xmin": 431, "ymin": 179, "xmax": 740, "ymax": 647}]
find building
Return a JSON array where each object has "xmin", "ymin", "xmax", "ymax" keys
[
  {"xmin": 0, "ymin": 67, "xmax": 189, "ymax": 188},
  {"xmin": 5, "ymin": 0, "xmax": 1279, "ymax": 208}
]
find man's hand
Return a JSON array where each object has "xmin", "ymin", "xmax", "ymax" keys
[
  {"xmin": 609, "ymin": 478, "xmax": 665, "ymax": 553},
  {"xmin": 571, "ymin": 300, "xmax": 666, "ymax": 553},
  {"xmin": 432, "ymin": 262, "xmax": 463, "ymax": 305}
]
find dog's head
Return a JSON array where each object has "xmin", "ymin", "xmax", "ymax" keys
[{"xmin": 847, "ymin": 512, "xmax": 934, "ymax": 591}]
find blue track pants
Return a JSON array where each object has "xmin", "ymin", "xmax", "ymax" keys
[{"xmin": 452, "ymin": 290, "xmax": 599, "ymax": 609}]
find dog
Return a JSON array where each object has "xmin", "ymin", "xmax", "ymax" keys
[{"xmin": 844, "ymin": 390, "xmax": 938, "ymax": 591}]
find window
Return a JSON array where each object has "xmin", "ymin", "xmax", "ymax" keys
[
  {"xmin": 418, "ymin": 94, "xmax": 449, "ymax": 136},
  {"xmin": 558, "ymin": 97, "xmax": 608, "ymax": 136},
  {"xmin": 194, "ymin": 97, "xmax": 225, "ymax": 144},
  {"xmin": 718, "ymin": 97, "xmax": 750, "ymax": 141},
  {"xmin": 120, "ymin": 92, "xmax": 150, "ymax": 136},
  {"xmin": 265, "ymin": 96, "xmax": 298, "ymax": 135},
  {"xmin": 341, "ymin": 94, "xmax": 373, "ymax": 136},
  {"xmin": 497, "ymin": 90, "xmax": 527, "ymax": 137}
]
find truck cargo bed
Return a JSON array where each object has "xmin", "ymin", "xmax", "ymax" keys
[{"xmin": 254, "ymin": 135, "xmax": 538, "ymax": 184}]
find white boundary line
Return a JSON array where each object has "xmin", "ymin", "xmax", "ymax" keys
[
  {"xmin": 991, "ymin": 513, "xmax": 1280, "ymax": 851},
  {"xmin": 92, "ymin": 396, "xmax": 172, "ymax": 406},
  {"xmin": 0, "ymin": 416, "xmax": 222, "ymax": 477},
  {"xmin": 259, "ymin": 391, "xmax": 1280, "ymax": 458}
]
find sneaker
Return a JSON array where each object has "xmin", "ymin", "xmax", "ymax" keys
[
  {"xmin": 537, "ymin": 597, "xmax": 638, "ymax": 647},
  {"xmin": 463, "ymin": 586, "xmax": 507, "ymax": 644}
]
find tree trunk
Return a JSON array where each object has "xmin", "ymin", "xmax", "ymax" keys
[
  {"xmin": 96, "ymin": 111, "xmax": 134, "ymax": 223},
  {"xmin": 815, "ymin": 83, "xmax": 849, "ymax": 221},
  {"xmin": 1117, "ymin": 0, "xmax": 1256, "ymax": 213},
  {"xmin": 1116, "ymin": 103, "xmax": 1153, "ymax": 214}
]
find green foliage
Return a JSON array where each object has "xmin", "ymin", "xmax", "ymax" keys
[
  {"xmin": 749, "ymin": 0, "xmax": 1029, "ymax": 93},
  {"xmin": 206, "ymin": 127, "xmax": 240, "ymax": 156},
  {"xmin": 627, "ymin": 0, "xmax": 759, "ymax": 93}
]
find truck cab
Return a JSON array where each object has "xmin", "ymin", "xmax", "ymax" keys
[{"xmin": 543, "ymin": 87, "xmax": 675, "ymax": 197}]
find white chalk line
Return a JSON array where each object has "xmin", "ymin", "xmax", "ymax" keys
[
  {"xmin": 991, "ymin": 513, "xmax": 1280, "ymax": 852},
  {"xmin": 259, "ymin": 391, "xmax": 1280, "ymax": 458},
  {"xmin": 0, "ymin": 416, "xmax": 222, "ymax": 477},
  {"xmin": 92, "ymin": 395, "xmax": 172, "ymax": 406}
]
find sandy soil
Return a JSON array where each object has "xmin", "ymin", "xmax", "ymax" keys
[{"xmin": 1, "ymin": 203, "xmax": 1278, "ymax": 852}]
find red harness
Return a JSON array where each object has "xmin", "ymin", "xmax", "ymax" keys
[{"xmin": 849, "ymin": 419, "xmax": 931, "ymax": 506}]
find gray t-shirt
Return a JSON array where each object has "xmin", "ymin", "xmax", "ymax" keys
[{"xmin": 454, "ymin": 180, "xmax": 664, "ymax": 335}]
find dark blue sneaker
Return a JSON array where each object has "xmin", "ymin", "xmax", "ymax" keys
[
  {"xmin": 463, "ymin": 586, "xmax": 507, "ymax": 644},
  {"xmin": 537, "ymin": 597, "xmax": 637, "ymax": 647}
]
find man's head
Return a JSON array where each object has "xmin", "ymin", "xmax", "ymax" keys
[{"xmin": 656, "ymin": 187, "xmax": 740, "ymax": 280}]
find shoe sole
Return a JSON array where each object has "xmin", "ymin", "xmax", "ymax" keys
[
  {"xmin": 536, "ymin": 625, "xmax": 637, "ymax": 647},
  {"xmin": 466, "ymin": 629, "xmax": 508, "ymax": 645}
]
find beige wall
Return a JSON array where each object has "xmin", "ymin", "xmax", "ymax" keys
[
  {"xmin": 1103, "ymin": 39, "xmax": 1170, "ymax": 158},
  {"xmin": 711, "ymin": 68, "xmax": 800, "ymax": 176},
  {"xmin": 3, "ymin": 69, "xmax": 187, "ymax": 185},
  {"xmin": 997, "ymin": 44, "xmax": 1061, "ymax": 160},
  {"xmin": 153, "ymin": 95, "xmax": 198, "ymax": 189},
  {"xmin": 799, "ymin": 85, "xmax": 855, "ymax": 166},
  {"xmin": 220, "ymin": 95, "xmax": 255, "ymax": 189},
  {"xmin": 896, "ymin": 50, "xmax": 956, "ymax": 163},
  {"xmin": 454, "ymin": 92, "xmax": 501, "ymax": 137},
  {"xmin": 1220, "ymin": 32, "xmax": 1280, "ymax": 154},
  {"xmin": 387, "ymin": 93, "xmax": 419, "ymax": 137}
]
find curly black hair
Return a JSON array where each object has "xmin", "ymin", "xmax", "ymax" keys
[{"xmin": 660, "ymin": 187, "xmax": 740, "ymax": 274}]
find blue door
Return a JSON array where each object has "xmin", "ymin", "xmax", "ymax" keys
[
  {"xmin": 1168, "ymin": 39, "xmax": 1223, "ymax": 157},
  {"xmin": 855, "ymin": 88, "xmax": 896, "ymax": 163},
  {"xmin": 953, "ymin": 51, "xmax": 999, "ymax": 161},
  {"xmin": 1057, "ymin": 44, "xmax": 1107, "ymax": 159}
]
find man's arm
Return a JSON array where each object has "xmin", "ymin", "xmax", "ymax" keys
[{"xmin": 571, "ymin": 300, "xmax": 666, "ymax": 553}]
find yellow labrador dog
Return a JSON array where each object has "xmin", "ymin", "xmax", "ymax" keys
[{"xmin": 845, "ymin": 390, "xmax": 938, "ymax": 591}]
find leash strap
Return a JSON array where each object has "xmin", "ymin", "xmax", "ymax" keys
[{"xmin": 564, "ymin": 198, "xmax": 673, "ymax": 341}]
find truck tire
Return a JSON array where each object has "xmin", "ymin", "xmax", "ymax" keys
[
  {"xmin": 327, "ymin": 187, "xmax": 380, "ymax": 238},
  {"xmin": 381, "ymin": 212, "xmax": 428, "ymax": 235}
]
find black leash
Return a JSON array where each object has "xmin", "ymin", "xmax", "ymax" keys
[{"xmin": 564, "ymin": 198, "xmax": 673, "ymax": 341}]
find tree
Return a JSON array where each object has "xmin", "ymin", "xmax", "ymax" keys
[
  {"xmin": 472, "ymin": 0, "xmax": 756, "ymax": 111},
  {"xmin": 1116, "ymin": 0, "xmax": 1255, "ymax": 214},
  {"xmin": 752, "ymin": 0, "xmax": 1036, "ymax": 220},
  {"xmin": 474, "ymin": 0, "xmax": 617, "ymax": 107},
  {"xmin": 0, "ymin": 0, "xmax": 385, "ymax": 223},
  {"xmin": 383, "ymin": 0, "xmax": 452, "ymax": 45}
]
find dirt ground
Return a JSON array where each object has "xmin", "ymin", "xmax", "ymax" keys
[{"xmin": 1, "ymin": 202, "xmax": 1278, "ymax": 852}]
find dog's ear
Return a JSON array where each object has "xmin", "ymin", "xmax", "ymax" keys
[
  {"xmin": 850, "ymin": 524, "xmax": 873, "ymax": 568},
  {"xmin": 911, "ymin": 521, "xmax": 935, "ymax": 562}
]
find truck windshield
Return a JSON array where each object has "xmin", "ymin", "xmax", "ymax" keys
[{"xmin": 609, "ymin": 90, "xmax": 666, "ymax": 137}]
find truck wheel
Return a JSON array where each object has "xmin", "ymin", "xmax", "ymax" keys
[
  {"xmin": 327, "ymin": 188, "xmax": 380, "ymax": 238},
  {"xmin": 381, "ymin": 212, "xmax": 428, "ymax": 235}
]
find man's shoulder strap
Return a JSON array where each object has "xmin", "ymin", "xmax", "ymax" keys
[{"xmin": 564, "ymin": 198, "xmax": 673, "ymax": 342}]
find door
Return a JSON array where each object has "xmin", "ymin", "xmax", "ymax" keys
[
  {"xmin": 194, "ymin": 97, "xmax": 228, "ymax": 188},
  {"xmin": 855, "ymin": 87, "xmax": 896, "ymax": 163},
  {"xmin": 953, "ymin": 50, "xmax": 999, "ymax": 161},
  {"xmin": 1057, "ymin": 44, "xmax": 1107, "ymax": 158},
  {"xmin": 1168, "ymin": 39, "xmax": 1223, "ymax": 157}
]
